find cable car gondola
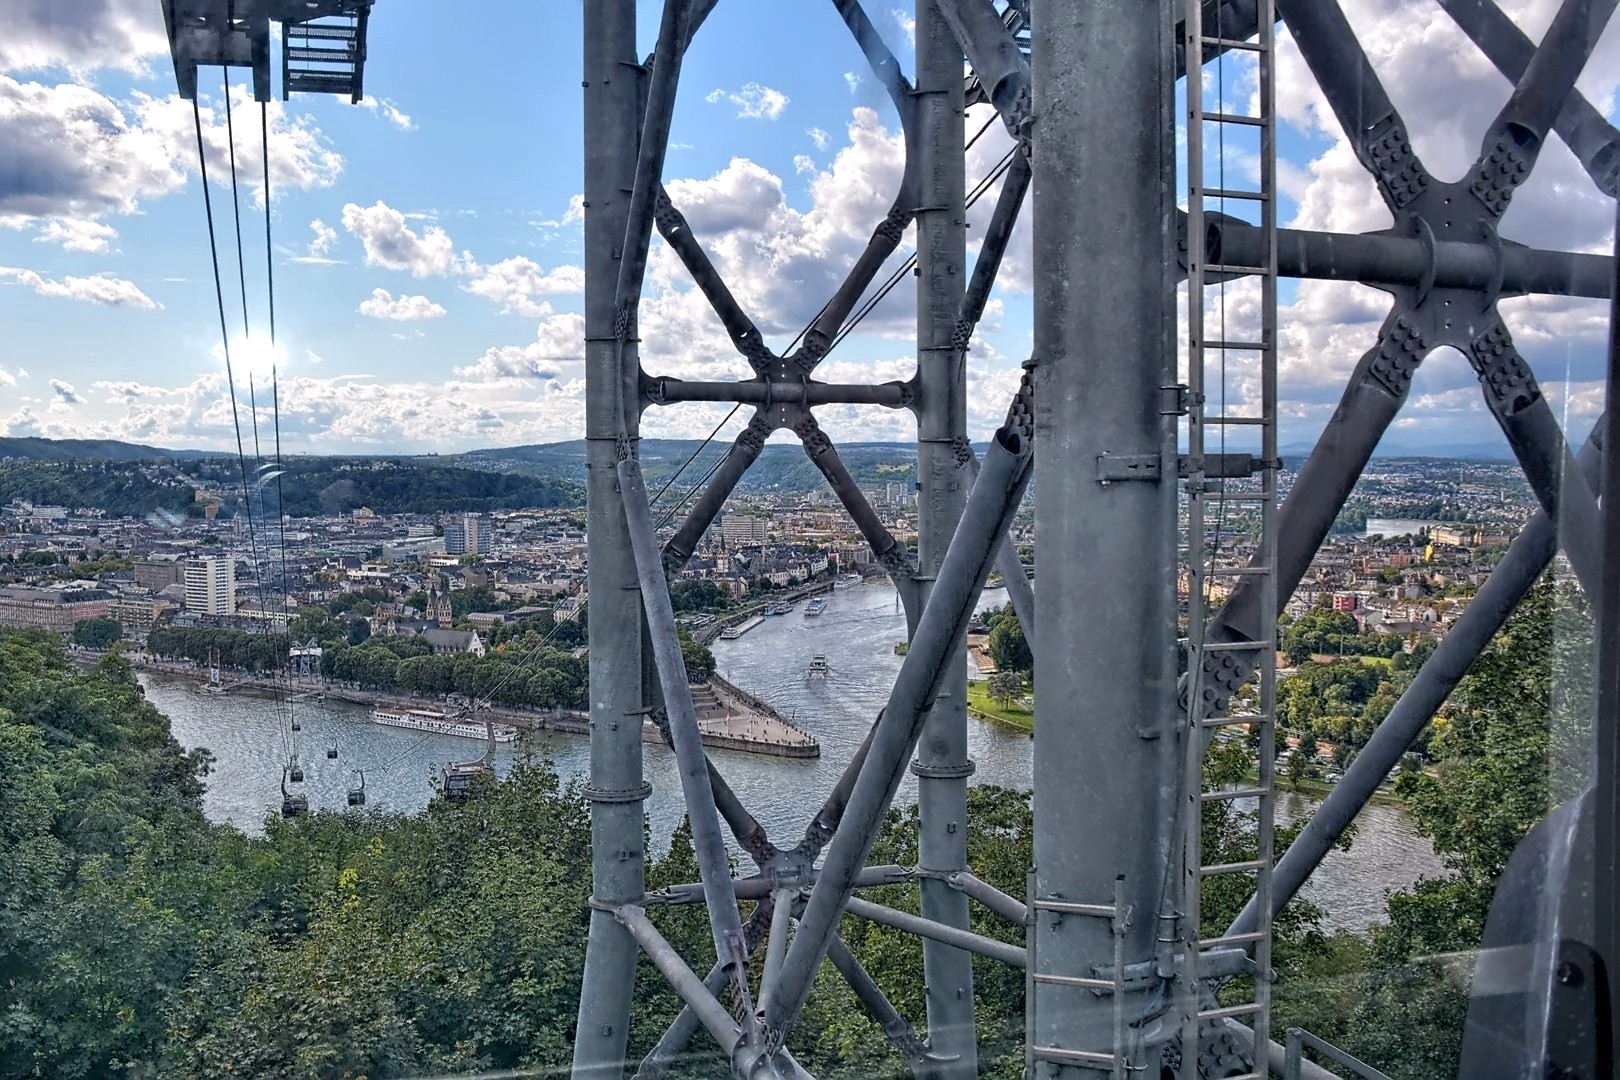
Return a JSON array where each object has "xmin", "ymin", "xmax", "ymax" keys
[
  {"xmin": 287, "ymin": 757, "xmax": 304, "ymax": 783},
  {"xmin": 440, "ymin": 702, "xmax": 496, "ymax": 805},
  {"xmin": 326, "ymin": 745, "xmax": 338, "ymax": 760},
  {"xmin": 347, "ymin": 770, "xmax": 366, "ymax": 807},
  {"xmin": 280, "ymin": 765, "xmax": 308, "ymax": 819}
]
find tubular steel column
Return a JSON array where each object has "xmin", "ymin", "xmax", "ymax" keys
[
  {"xmin": 573, "ymin": 3, "xmax": 645, "ymax": 1076},
  {"xmin": 913, "ymin": 2, "xmax": 975, "ymax": 1072},
  {"xmin": 1029, "ymin": 0, "xmax": 1179, "ymax": 1067}
]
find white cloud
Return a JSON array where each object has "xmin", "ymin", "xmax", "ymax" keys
[
  {"xmin": 49, "ymin": 378, "xmax": 80, "ymax": 404},
  {"xmin": 462, "ymin": 256, "xmax": 584, "ymax": 316},
  {"xmin": 4, "ymin": 406, "xmax": 41, "ymax": 436},
  {"xmin": 705, "ymin": 82, "xmax": 790, "ymax": 120},
  {"xmin": 0, "ymin": 0, "xmax": 168, "ymax": 75},
  {"xmin": 358, "ymin": 97, "xmax": 415, "ymax": 131},
  {"xmin": 340, "ymin": 200, "xmax": 469, "ymax": 277},
  {"xmin": 0, "ymin": 76, "xmax": 342, "ymax": 250},
  {"xmin": 291, "ymin": 218, "xmax": 341, "ymax": 265},
  {"xmin": 0, "ymin": 265, "xmax": 159, "ymax": 309},
  {"xmin": 793, "ymin": 154, "xmax": 817, "ymax": 175},
  {"xmin": 357, "ymin": 288, "xmax": 448, "ymax": 322},
  {"xmin": 891, "ymin": 8, "xmax": 916, "ymax": 46},
  {"xmin": 844, "ymin": 71, "xmax": 861, "ymax": 94},
  {"xmin": 807, "ymin": 126, "xmax": 830, "ymax": 151},
  {"xmin": 32, "ymin": 217, "xmax": 117, "ymax": 253},
  {"xmin": 455, "ymin": 312, "xmax": 587, "ymax": 380}
]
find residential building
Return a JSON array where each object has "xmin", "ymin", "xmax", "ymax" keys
[
  {"xmin": 185, "ymin": 556, "xmax": 236, "ymax": 615},
  {"xmin": 109, "ymin": 597, "xmax": 177, "ymax": 637},
  {"xmin": 720, "ymin": 515, "xmax": 768, "ymax": 546},
  {"xmin": 0, "ymin": 585, "xmax": 111, "ymax": 632},
  {"xmin": 135, "ymin": 554, "xmax": 186, "ymax": 591},
  {"xmin": 444, "ymin": 513, "xmax": 493, "ymax": 556}
]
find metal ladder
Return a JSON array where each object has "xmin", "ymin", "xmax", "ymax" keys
[
  {"xmin": 1026, "ymin": 874, "xmax": 1132, "ymax": 1079},
  {"xmin": 1178, "ymin": 1, "xmax": 1279, "ymax": 1077}
]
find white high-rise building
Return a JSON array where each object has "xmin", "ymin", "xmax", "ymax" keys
[{"xmin": 185, "ymin": 556, "xmax": 236, "ymax": 615}]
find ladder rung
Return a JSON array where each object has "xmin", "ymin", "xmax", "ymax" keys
[
  {"xmin": 1206, "ymin": 566, "xmax": 1271, "ymax": 577},
  {"xmin": 1200, "ymin": 35, "xmax": 1267, "ymax": 52},
  {"xmin": 1201, "ymin": 786, "xmax": 1271, "ymax": 803},
  {"xmin": 1205, "ymin": 111, "xmax": 1267, "ymax": 127},
  {"xmin": 1033, "ymin": 973, "xmax": 1115, "ymax": 991},
  {"xmin": 1200, "ymin": 713, "xmax": 1269, "ymax": 729},
  {"xmin": 1034, "ymin": 899, "xmax": 1117, "ymax": 918},
  {"xmin": 1205, "ymin": 263, "xmax": 1269, "ymax": 275},
  {"xmin": 1199, "ymin": 1002, "xmax": 1264, "ymax": 1021},
  {"xmin": 1205, "ymin": 340, "xmax": 1268, "ymax": 351},
  {"xmin": 1201, "ymin": 640, "xmax": 1271, "ymax": 653},
  {"xmin": 1201, "ymin": 859, "xmax": 1266, "ymax": 876},
  {"xmin": 1206, "ymin": 415, "xmax": 1269, "ymax": 426},
  {"xmin": 1201, "ymin": 187, "xmax": 1269, "ymax": 201},
  {"xmin": 1202, "ymin": 931, "xmax": 1267, "ymax": 949},
  {"xmin": 1031, "ymin": 1046, "xmax": 1119, "ymax": 1067}
]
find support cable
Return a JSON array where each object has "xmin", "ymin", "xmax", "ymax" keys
[
  {"xmin": 649, "ymin": 403, "xmax": 743, "ymax": 510},
  {"xmin": 192, "ymin": 93, "xmax": 289, "ymax": 772},
  {"xmin": 261, "ymin": 98, "xmax": 302, "ymax": 766}
]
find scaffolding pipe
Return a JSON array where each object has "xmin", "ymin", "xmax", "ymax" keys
[
  {"xmin": 1213, "ymin": 221, "xmax": 1615, "ymax": 300},
  {"xmin": 765, "ymin": 421, "xmax": 1033, "ymax": 1036},
  {"xmin": 650, "ymin": 378, "xmax": 912, "ymax": 407},
  {"xmin": 1227, "ymin": 423, "xmax": 1605, "ymax": 941},
  {"xmin": 913, "ymin": 2, "xmax": 977, "ymax": 1070},
  {"xmin": 571, "ymin": 2, "xmax": 645, "ymax": 1076},
  {"xmin": 1436, "ymin": 0, "xmax": 1619, "ymax": 196},
  {"xmin": 842, "ymin": 896, "xmax": 1027, "ymax": 968},
  {"xmin": 615, "ymin": 905, "xmax": 740, "ymax": 1050},
  {"xmin": 618, "ymin": 454, "xmax": 755, "ymax": 1016}
]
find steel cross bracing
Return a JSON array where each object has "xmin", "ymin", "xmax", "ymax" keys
[{"xmin": 573, "ymin": 1, "xmax": 1618, "ymax": 1078}]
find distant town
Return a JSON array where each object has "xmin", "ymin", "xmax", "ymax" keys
[{"xmin": 0, "ymin": 452, "xmax": 1547, "ymax": 710}]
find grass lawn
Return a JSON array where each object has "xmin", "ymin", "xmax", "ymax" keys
[
  {"xmin": 1359, "ymin": 655, "xmax": 1393, "ymax": 668},
  {"xmin": 966, "ymin": 679, "xmax": 1034, "ymax": 732}
]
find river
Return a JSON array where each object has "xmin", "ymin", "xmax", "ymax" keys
[
  {"xmin": 141, "ymin": 581, "xmax": 1440, "ymax": 934},
  {"xmin": 1359, "ymin": 517, "xmax": 1444, "ymax": 539}
]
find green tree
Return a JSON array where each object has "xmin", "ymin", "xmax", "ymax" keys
[
  {"xmin": 987, "ymin": 670, "xmax": 1023, "ymax": 708},
  {"xmin": 987, "ymin": 614, "xmax": 1031, "ymax": 674},
  {"xmin": 71, "ymin": 617, "xmax": 122, "ymax": 649}
]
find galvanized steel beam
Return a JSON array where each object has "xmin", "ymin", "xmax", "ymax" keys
[
  {"xmin": 572, "ymin": 4, "xmax": 646, "ymax": 1077},
  {"xmin": 913, "ymin": 3, "xmax": 976, "ymax": 1072},
  {"xmin": 1028, "ymin": 0, "xmax": 1179, "ymax": 1063}
]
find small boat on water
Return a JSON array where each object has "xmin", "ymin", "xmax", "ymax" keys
[
  {"xmin": 803, "ymin": 597, "xmax": 829, "ymax": 617},
  {"xmin": 371, "ymin": 704, "xmax": 519, "ymax": 743},
  {"xmin": 765, "ymin": 602, "xmax": 796, "ymax": 616},
  {"xmin": 835, "ymin": 573, "xmax": 861, "ymax": 588},
  {"xmin": 807, "ymin": 654, "xmax": 829, "ymax": 678}
]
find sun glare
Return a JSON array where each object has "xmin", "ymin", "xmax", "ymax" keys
[{"xmin": 230, "ymin": 335, "xmax": 286, "ymax": 385}]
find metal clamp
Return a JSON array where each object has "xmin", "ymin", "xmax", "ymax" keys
[{"xmin": 1097, "ymin": 452, "xmax": 1163, "ymax": 482}]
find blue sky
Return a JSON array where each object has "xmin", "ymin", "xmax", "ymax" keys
[{"xmin": 0, "ymin": 0, "xmax": 1615, "ymax": 455}]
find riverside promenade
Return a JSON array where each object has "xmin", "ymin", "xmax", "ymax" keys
[{"xmin": 126, "ymin": 654, "xmax": 819, "ymax": 760}]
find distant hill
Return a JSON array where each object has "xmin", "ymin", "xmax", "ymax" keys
[
  {"xmin": 457, "ymin": 438, "xmax": 925, "ymax": 494},
  {"xmin": 0, "ymin": 436, "xmax": 220, "ymax": 462}
]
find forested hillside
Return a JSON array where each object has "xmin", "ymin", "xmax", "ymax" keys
[{"xmin": 0, "ymin": 460, "xmax": 199, "ymax": 517}]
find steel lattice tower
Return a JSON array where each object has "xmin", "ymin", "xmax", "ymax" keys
[{"xmin": 571, "ymin": 1, "xmax": 1618, "ymax": 1077}]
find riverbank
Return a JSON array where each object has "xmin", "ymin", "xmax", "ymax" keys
[
  {"xmin": 965, "ymin": 679, "xmax": 1033, "ymax": 732},
  {"xmin": 128, "ymin": 656, "xmax": 818, "ymax": 759},
  {"xmin": 692, "ymin": 579, "xmax": 837, "ymax": 645}
]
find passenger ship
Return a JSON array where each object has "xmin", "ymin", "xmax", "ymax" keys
[{"xmin": 370, "ymin": 704, "xmax": 519, "ymax": 742}]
